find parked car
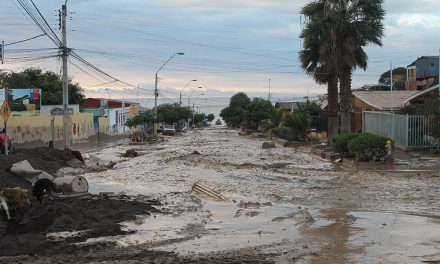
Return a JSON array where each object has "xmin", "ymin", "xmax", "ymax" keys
[{"xmin": 162, "ymin": 124, "xmax": 176, "ymax": 136}]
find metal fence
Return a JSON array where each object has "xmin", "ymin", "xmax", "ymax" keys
[{"xmin": 363, "ymin": 111, "xmax": 434, "ymax": 149}]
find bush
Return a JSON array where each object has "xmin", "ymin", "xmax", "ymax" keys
[
  {"xmin": 332, "ymin": 133, "xmax": 389, "ymax": 162},
  {"xmin": 272, "ymin": 127, "xmax": 300, "ymax": 142},
  {"xmin": 332, "ymin": 133, "xmax": 360, "ymax": 153},
  {"xmin": 347, "ymin": 133, "xmax": 388, "ymax": 162}
]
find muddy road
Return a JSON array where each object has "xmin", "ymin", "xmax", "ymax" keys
[{"xmin": 3, "ymin": 126, "xmax": 440, "ymax": 263}]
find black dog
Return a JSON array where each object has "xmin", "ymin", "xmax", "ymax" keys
[{"xmin": 32, "ymin": 179, "xmax": 54, "ymax": 204}]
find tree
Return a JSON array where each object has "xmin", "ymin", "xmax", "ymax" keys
[
  {"xmin": 220, "ymin": 92, "xmax": 251, "ymax": 127},
  {"xmin": 299, "ymin": 1, "xmax": 339, "ymax": 143},
  {"xmin": 283, "ymin": 101, "xmax": 318, "ymax": 138},
  {"xmin": 206, "ymin": 113, "xmax": 215, "ymax": 122},
  {"xmin": 244, "ymin": 98, "xmax": 274, "ymax": 130},
  {"xmin": 300, "ymin": 0, "xmax": 385, "ymax": 136},
  {"xmin": 126, "ymin": 111, "xmax": 156, "ymax": 128},
  {"xmin": 324, "ymin": 0, "xmax": 385, "ymax": 133},
  {"xmin": 193, "ymin": 113, "xmax": 206, "ymax": 125},
  {"xmin": 157, "ymin": 103, "xmax": 192, "ymax": 124},
  {"xmin": 378, "ymin": 67, "xmax": 407, "ymax": 90},
  {"xmin": 0, "ymin": 68, "xmax": 84, "ymax": 105}
]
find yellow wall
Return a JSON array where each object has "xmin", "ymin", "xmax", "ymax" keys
[
  {"xmin": 98, "ymin": 116, "xmax": 110, "ymax": 135},
  {"xmin": 4, "ymin": 112, "xmax": 96, "ymax": 144}
]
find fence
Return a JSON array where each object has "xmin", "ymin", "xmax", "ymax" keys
[{"xmin": 363, "ymin": 111, "xmax": 434, "ymax": 149}]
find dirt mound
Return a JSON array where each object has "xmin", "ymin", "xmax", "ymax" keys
[
  {"xmin": 0, "ymin": 194, "xmax": 161, "ymax": 256},
  {"xmin": 0, "ymin": 148, "xmax": 80, "ymax": 191}
]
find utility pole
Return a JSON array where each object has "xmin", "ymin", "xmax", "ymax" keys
[
  {"xmin": 61, "ymin": 3, "xmax": 70, "ymax": 149},
  {"xmin": 1, "ymin": 41, "xmax": 4, "ymax": 64},
  {"xmin": 192, "ymin": 102, "xmax": 195, "ymax": 128},
  {"xmin": 154, "ymin": 73, "xmax": 158, "ymax": 135},
  {"xmin": 390, "ymin": 61, "xmax": 393, "ymax": 113},
  {"xmin": 268, "ymin": 78, "xmax": 271, "ymax": 101}
]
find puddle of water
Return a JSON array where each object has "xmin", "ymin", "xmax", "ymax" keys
[{"xmin": 349, "ymin": 211, "xmax": 440, "ymax": 263}]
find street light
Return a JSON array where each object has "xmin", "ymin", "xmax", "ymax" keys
[
  {"xmin": 153, "ymin": 52, "xmax": 184, "ymax": 135},
  {"xmin": 192, "ymin": 93, "xmax": 205, "ymax": 128},
  {"xmin": 188, "ymin": 86, "xmax": 202, "ymax": 107},
  {"xmin": 180, "ymin": 79, "xmax": 197, "ymax": 106}
]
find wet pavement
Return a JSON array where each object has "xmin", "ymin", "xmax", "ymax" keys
[{"xmin": 76, "ymin": 127, "xmax": 440, "ymax": 263}]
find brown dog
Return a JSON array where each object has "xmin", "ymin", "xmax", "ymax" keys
[{"xmin": 1, "ymin": 187, "xmax": 31, "ymax": 210}]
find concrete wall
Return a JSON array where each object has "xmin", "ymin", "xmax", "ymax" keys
[
  {"xmin": 40, "ymin": 105, "xmax": 80, "ymax": 116},
  {"xmin": 4, "ymin": 112, "xmax": 96, "ymax": 145}
]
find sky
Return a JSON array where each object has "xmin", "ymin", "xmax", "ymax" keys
[{"xmin": 1, "ymin": 0, "xmax": 440, "ymax": 105}]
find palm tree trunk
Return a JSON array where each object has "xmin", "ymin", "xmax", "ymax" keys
[
  {"xmin": 327, "ymin": 75, "xmax": 339, "ymax": 145},
  {"xmin": 339, "ymin": 69, "xmax": 352, "ymax": 133}
]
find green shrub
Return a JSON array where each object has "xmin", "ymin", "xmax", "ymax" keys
[
  {"xmin": 332, "ymin": 133, "xmax": 360, "ymax": 153},
  {"xmin": 272, "ymin": 127, "xmax": 299, "ymax": 142},
  {"xmin": 347, "ymin": 133, "xmax": 388, "ymax": 162}
]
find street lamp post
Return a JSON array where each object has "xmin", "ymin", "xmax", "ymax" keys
[
  {"xmin": 180, "ymin": 79, "xmax": 197, "ymax": 106},
  {"xmin": 187, "ymin": 86, "xmax": 202, "ymax": 107},
  {"xmin": 191, "ymin": 93, "xmax": 205, "ymax": 128},
  {"xmin": 153, "ymin": 52, "xmax": 184, "ymax": 135}
]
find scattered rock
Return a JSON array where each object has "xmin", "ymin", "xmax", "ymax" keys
[
  {"xmin": 245, "ymin": 211, "xmax": 260, "ymax": 217},
  {"xmin": 105, "ymin": 161, "xmax": 117, "ymax": 169},
  {"xmin": 235, "ymin": 209, "xmax": 245, "ymax": 217},
  {"xmin": 122, "ymin": 149, "xmax": 139, "ymax": 158},
  {"xmin": 238, "ymin": 201, "xmax": 261, "ymax": 209},
  {"xmin": 344, "ymin": 214, "xmax": 357, "ymax": 224},
  {"xmin": 262, "ymin": 142, "xmax": 276, "ymax": 149}
]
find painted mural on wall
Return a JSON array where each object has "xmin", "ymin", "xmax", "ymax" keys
[
  {"xmin": 0, "ymin": 88, "xmax": 42, "ymax": 112},
  {"xmin": 4, "ymin": 113, "xmax": 107, "ymax": 145}
]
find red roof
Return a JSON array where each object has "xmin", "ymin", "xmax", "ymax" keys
[{"xmin": 81, "ymin": 98, "xmax": 136, "ymax": 109}]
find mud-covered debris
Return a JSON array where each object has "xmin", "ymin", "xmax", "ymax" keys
[
  {"xmin": 122, "ymin": 149, "xmax": 139, "ymax": 158},
  {"xmin": 238, "ymin": 201, "xmax": 261, "ymax": 209},
  {"xmin": 130, "ymin": 131, "xmax": 149, "ymax": 142},
  {"xmin": 262, "ymin": 142, "xmax": 276, "ymax": 149},
  {"xmin": 235, "ymin": 209, "xmax": 245, "ymax": 217},
  {"xmin": 191, "ymin": 183, "xmax": 226, "ymax": 201},
  {"xmin": 344, "ymin": 214, "xmax": 357, "ymax": 224},
  {"xmin": 192, "ymin": 150, "xmax": 201, "ymax": 155},
  {"xmin": 302, "ymin": 209, "xmax": 315, "ymax": 223},
  {"xmin": 71, "ymin": 150, "xmax": 85, "ymax": 164},
  {"xmin": 245, "ymin": 211, "xmax": 260, "ymax": 217},
  {"xmin": 105, "ymin": 161, "xmax": 117, "ymax": 169}
]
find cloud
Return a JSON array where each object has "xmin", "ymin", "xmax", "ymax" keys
[
  {"xmin": 396, "ymin": 14, "xmax": 440, "ymax": 29},
  {"xmin": 2, "ymin": 0, "xmax": 440, "ymax": 100}
]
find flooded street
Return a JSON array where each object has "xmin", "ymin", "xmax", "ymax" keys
[{"xmin": 83, "ymin": 127, "xmax": 440, "ymax": 263}]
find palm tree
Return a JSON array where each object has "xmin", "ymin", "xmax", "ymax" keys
[
  {"xmin": 300, "ymin": 0, "xmax": 385, "ymax": 135},
  {"xmin": 299, "ymin": 1, "xmax": 340, "ymax": 144}
]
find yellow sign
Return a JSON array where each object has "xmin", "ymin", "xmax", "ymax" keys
[{"xmin": 0, "ymin": 100, "xmax": 12, "ymax": 123}]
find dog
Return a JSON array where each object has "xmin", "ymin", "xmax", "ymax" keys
[
  {"xmin": 0, "ymin": 187, "xmax": 31, "ymax": 211},
  {"xmin": 32, "ymin": 179, "xmax": 54, "ymax": 204}
]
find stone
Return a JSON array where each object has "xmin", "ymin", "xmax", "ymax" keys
[{"xmin": 262, "ymin": 142, "xmax": 276, "ymax": 149}]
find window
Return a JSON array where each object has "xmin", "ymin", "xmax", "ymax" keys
[{"xmin": 431, "ymin": 63, "xmax": 435, "ymax": 67}]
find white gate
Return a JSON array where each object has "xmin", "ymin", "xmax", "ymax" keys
[{"xmin": 363, "ymin": 111, "xmax": 434, "ymax": 149}]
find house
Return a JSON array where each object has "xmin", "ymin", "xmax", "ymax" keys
[
  {"xmin": 274, "ymin": 102, "xmax": 300, "ymax": 117},
  {"xmin": 81, "ymin": 98, "xmax": 139, "ymax": 135},
  {"xmin": 406, "ymin": 56, "xmax": 439, "ymax": 90},
  {"xmin": 403, "ymin": 84, "xmax": 440, "ymax": 106},
  {"xmin": 352, "ymin": 90, "xmax": 419, "ymax": 112}
]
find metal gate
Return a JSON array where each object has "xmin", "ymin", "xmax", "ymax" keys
[{"xmin": 363, "ymin": 111, "xmax": 434, "ymax": 149}]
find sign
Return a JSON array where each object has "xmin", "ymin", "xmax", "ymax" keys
[
  {"xmin": 50, "ymin": 107, "xmax": 73, "ymax": 116},
  {"xmin": 1, "ymin": 100, "xmax": 11, "ymax": 123},
  {"xmin": 0, "ymin": 88, "xmax": 42, "ymax": 112}
]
